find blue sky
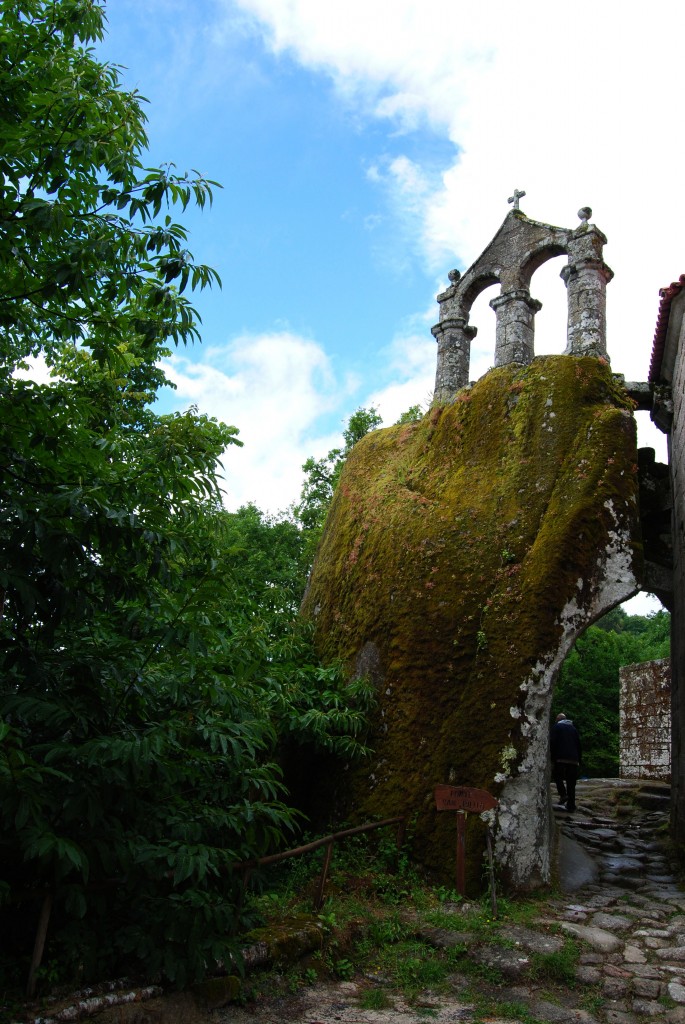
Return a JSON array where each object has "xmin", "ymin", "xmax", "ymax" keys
[{"xmin": 94, "ymin": 0, "xmax": 683, "ymax": 572}]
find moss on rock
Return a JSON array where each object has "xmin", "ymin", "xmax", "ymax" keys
[{"xmin": 302, "ymin": 357, "xmax": 642, "ymax": 891}]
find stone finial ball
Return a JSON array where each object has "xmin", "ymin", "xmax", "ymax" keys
[
  {"xmin": 448, "ymin": 269, "xmax": 461, "ymax": 283},
  {"xmin": 578, "ymin": 207, "xmax": 592, "ymax": 222}
]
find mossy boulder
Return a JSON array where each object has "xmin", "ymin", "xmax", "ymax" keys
[{"xmin": 302, "ymin": 356, "xmax": 642, "ymax": 891}]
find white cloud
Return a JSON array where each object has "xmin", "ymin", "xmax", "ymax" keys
[
  {"xmin": 366, "ymin": 329, "xmax": 436, "ymax": 423},
  {"xmin": 233, "ymin": 0, "xmax": 685, "ymax": 385},
  {"xmin": 164, "ymin": 330, "xmax": 354, "ymax": 512}
]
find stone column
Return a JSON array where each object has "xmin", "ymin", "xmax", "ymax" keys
[
  {"xmin": 562, "ymin": 208, "xmax": 614, "ymax": 359},
  {"xmin": 490, "ymin": 289, "xmax": 542, "ymax": 367},
  {"xmin": 431, "ymin": 317, "xmax": 477, "ymax": 403}
]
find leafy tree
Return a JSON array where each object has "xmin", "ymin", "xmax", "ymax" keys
[
  {"xmin": 0, "ymin": 0, "xmax": 372, "ymax": 991},
  {"xmin": 295, "ymin": 406, "xmax": 383, "ymax": 537},
  {"xmin": 395, "ymin": 404, "xmax": 423, "ymax": 425},
  {"xmin": 553, "ymin": 609, "xmax": 670, "ymax": 777},
  {"xmin": 0, "ymin": 0, "xmax": 219, "ymax": 372}
]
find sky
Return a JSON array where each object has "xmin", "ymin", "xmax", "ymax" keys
[{"xmin": 95, "ymin": 0, "xmax": 684, "ymax": 609}]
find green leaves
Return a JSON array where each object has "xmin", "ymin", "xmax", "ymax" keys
[
  {"xmin": 0, "ymin": 1, "xmax": 221, "ymax": 370},
  {"xmin": 0, "ymin": 0, "xmax": 373, "ymax": 991},
  {"xmin": 553, "ymin": 608, "xmax": 671, "ymax": 776}
]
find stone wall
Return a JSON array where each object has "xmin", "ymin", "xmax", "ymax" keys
[
  {"xmin": 669, "ymin": 294, "xmax": 685, "ymax": 836},
  {"xmin": 619, "ymin": 659, "xmax": 671, "ymax": 781},
  {"xmin": 650, "ymin": 282, "xmax": 684, "ymax": 844}
]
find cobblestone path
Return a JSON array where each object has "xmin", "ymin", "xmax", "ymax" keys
[{"xmin": 218, "ymin": 778, "xmax": 685, "ymax": 1024}]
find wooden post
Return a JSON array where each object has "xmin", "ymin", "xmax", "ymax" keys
[
  {"xmin": 485, "ymin": 828, "xmax": 498, "ymax": 918},
  {"xmin": 455, "ymin": 811, "xmax": 466, "ymax": 895},
  {"xmin": 313, "ymin": 840, "xmax": 334, "ymax": 912},
  {"xmin": 27, "ymin": 891, "xmax": 53, "ymax": 997},
  {"xmin": 434, "ymin": 785, "xmax": 499, "ymax": 900}
]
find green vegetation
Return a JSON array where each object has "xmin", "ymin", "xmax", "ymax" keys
[
  {"xmin": 239, "ymin": 831, "xmax": 583, "ymax": 1022},
  {"xmin": 554, "ymin": 605, "xmax": 670, "ymax": 776},
  {"xmin": 294, "ymin": 403, "xmax": 425, "ymax": 560},
  {"xmin": 0, "ymin": 0, "xmax": 668, "ymax": 1002},
  {"xmin": 0, "ymin": 0, "xmax": 371, "ymax": 992},
  {"xmin": 529, "ymin": 938, "xmax": 579, "ymax": 984},
  {"xmin": 294, "ymin": 405, "xmax": 383, "ymax": 563}
]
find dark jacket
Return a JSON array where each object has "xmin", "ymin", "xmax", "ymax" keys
[{"xmin": 550, "ymin": 719, "xmax": 581, "ymax": 765}]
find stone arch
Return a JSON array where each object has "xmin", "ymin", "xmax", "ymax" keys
[
  {"xmin": 520, "ymin": 241, "xmax": 569, "ymax": 286},
  {"xmin": 459, "ymin": 270, "xmax": 501, "ymax": 313},
  {"xmin": 432, "ymin": 206, "xmax": 613, "ymax": 403}
]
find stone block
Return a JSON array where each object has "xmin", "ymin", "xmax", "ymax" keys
[{"xmin": 631, "ymin": 977, "xmax": 661, "ymax": 999}]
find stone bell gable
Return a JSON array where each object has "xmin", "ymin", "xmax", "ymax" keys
[{"xmin": 432, "ymin": 200, "xmax": 614, "ymax": 403}]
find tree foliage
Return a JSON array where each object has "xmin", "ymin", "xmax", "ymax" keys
[
  {"xmin": 0, "ymin": 0, "xmax": 372, "ymax": 991},
  {"xmin": 294, "ymin": 404, "xmax": 383, "ymax": 565},
  {"xmin": 1, "ymin": 0, "xmax": 219, "ymax": 372},
  {"xmin": 552, "ymin": 607, "xmax": 670, "ymax": 777}
]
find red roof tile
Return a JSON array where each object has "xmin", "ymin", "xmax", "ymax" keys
[{"xmin": 649, "ymin": 274, "xmax": 685, "ymax": 382}]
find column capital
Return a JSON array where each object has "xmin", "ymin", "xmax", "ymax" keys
[
  {"xmin": 490, "ymin": 289, "xmax": 542, "ymax": 315},
  {"xmin": 561, "ymin": 258, "xmax": 614, "ymax": 286},
  {"xmin": 431, "ymin": 318, "xmax": 478, "ymax": 341}
]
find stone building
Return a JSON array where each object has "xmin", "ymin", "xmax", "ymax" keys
[
  {"xmin": 619, "ymin": 659, "xmax": 671, "ymax": 781},
  {"xmin": 648, "ymin": 277, "xmax": 685, "ymax": 841}
]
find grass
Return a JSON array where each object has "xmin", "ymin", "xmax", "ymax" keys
[
  {"xmin": 238, "ymin": 827, "xmax": 592, "ymax": 1014},
  {"xmin": 529, "ymin": 939, "xmax": 579, "ymax": 984},
  {"xmin": 359, "ymin": 988, "xmax": 393, "ymax": 1010},
  {"xmin": 472, "ymin": 999, "xmax": 546, "ymax": 1024}
]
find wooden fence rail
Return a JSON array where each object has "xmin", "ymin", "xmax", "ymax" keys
[
  {"xmin": 234, "ymin": 816, "xmax": 407, "ymax": 912},
  {"xmin": 23, "ymin": 815, "xmax": 406, "ymax": 996}
]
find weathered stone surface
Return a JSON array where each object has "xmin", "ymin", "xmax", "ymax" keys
[
  {"xmin": 603, "ymin": 976, "xmax": 630, "ymax": 999},
  {"xmin": 657, "ymin": 946, "xmax": 685, "ymax": 961},
  {"xmin": 631, "ymin": 977, "xmax": 661, "ymax": 999},
  {"xmin": 623, "ymin": 944, "xmax": 648, "ymax": 964},
  {"xmin": 605, "ymin": 964, "xmax": 633, "ymax": 978},
  {"xmin": 576, "ymin": 965, "xmax": 602, "ymax": 984},
  {"xmin": 468, "ymin": 943, "xmax": 531, "ymax": 980},
  {"xmin": 243, "ymin": 916, "xmax": 324, "ymax": 965},
  {"xmin": 431, "ymin": 207, "xmax": 613, "ymax": 401},
  {"xmin": 669, "ymin": 981, "xmax": 685, "ymax": 1003},
  {"xmin": 497, "ymin": 924, "xmax": 563, "ymax": 954},
  {"xmin": 559, "ymin": 922, "xmax": 623, "ymax": 952},
  {"xmin": 632, "ymin": 998, "xmax": 667, "ymax": 1016},
  {"xmin": 665, "ymin": 1010, "xmax": 685, "ymax": 1024},
  {"xmin": 527, "ymin": 999, "xmax": 599, "ymax": 1023},
  {"xmin": 416, "ymin": 926, "xmax": 471, "ymax": 949},
  {"xmin": 605, "ymin": 1012, "xmax": 639, "ymax": 1024},
  {"xmin": 628, "ymin": 964, "xmax": 664, "ymax": 978},
  {"xmin": 600, "ymin": 855, "xmax": 644, "ymax": 874},
  {"xmin": 302, "ymin": 358, "xmax": 640, "ymax": 890},
  {"xmin": 592, "ymin": 912, "xmax": 633, "ymax": 931},
  {"xmin": 620, "ymin": 659, "xmax": 671, "ymax": 781}
]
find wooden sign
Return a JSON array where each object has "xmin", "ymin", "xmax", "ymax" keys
[
  {"xmin": 435, "ymin": 785, "xmax": 499, "ymax": 814},
  {"xmin": 434, "ymin": 784, "xmax": 499, "ymax": 899}
]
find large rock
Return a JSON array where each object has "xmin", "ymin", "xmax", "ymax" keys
[{"xmin": 302, "ymin": 356, "xmax": 642, "ymax": 891}]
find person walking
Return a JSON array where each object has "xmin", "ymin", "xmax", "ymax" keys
[{"xmin": 550, "ymin": 712, "xmax": 582, "ymax": 813}]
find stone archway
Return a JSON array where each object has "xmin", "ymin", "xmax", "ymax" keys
[{"xmin": 302, "ymin": 356, "xmax": 641, "ymax": 890}]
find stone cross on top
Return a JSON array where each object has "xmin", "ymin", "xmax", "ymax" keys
[
  {"xmin": 508, "ymin": 188, "xmax": 526, "ymax": 211},
  {"xmin": 431, "ymin": 201, "xmax": 613, "ymax": 403}
]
